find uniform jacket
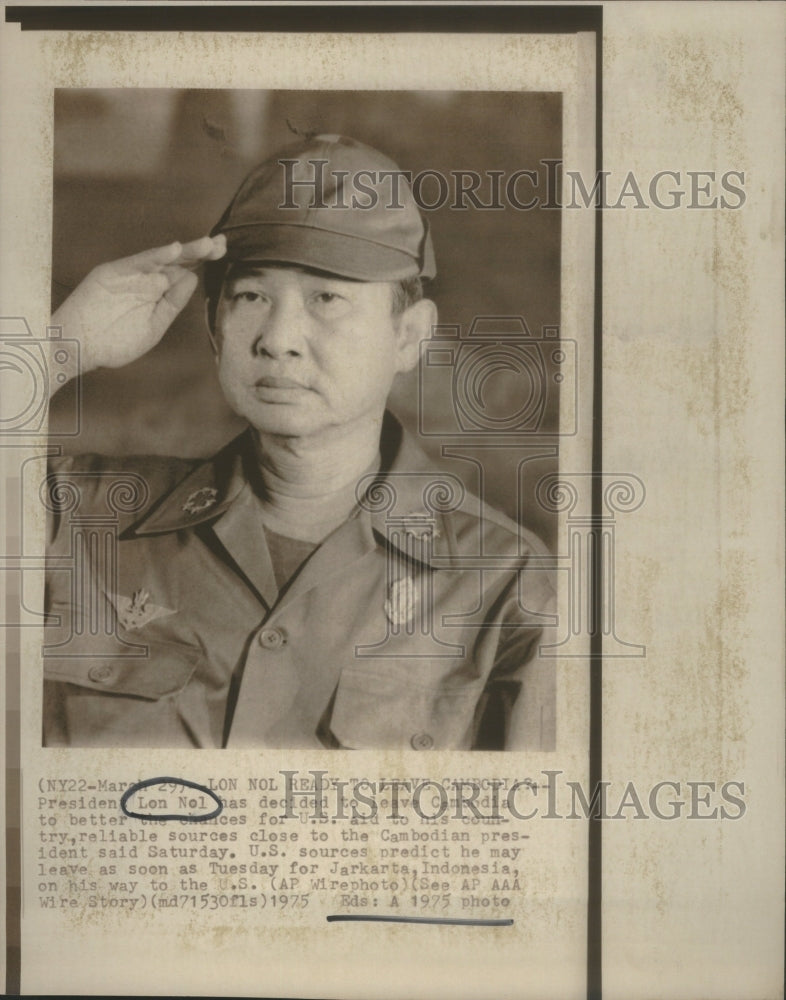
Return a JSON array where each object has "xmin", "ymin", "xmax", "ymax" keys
[{"xmin": 43, "ymin": 413, "xmax": 556, "ymax": 750}]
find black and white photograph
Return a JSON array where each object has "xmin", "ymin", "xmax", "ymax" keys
[{"xmin": 43, "ymin": 88, "xmax": 573, "ymax": 750}]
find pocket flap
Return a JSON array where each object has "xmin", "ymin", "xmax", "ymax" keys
[
  {"xmin": 329, "ymin": 666, "xmax": 483, "ymax": 750},
  {"xmin": 44, "ymin": 640, "xmax": 201, "ymax": 700}
]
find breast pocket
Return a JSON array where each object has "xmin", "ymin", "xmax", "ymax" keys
[
  {"xmin": 43, "ymin": 600, "xmax": 202, "ymax": 700},
  {"xmin": 328, "ymin": 664, "xmax": 485, "ymax": 750},
  {"xmin": 43, "ymin": 639, "xmax": 202, "ymax": 701}
]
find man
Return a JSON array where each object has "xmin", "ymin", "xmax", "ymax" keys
[{"xmin": 43, "ymin": 134, "xmax": 556, "ymax": 750}]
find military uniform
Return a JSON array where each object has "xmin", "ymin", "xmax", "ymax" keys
[{"xmin": 43, "ymin": 413, "xmax": 556, "ymax": 750}]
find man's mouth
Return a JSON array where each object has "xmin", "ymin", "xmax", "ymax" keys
[
  {"xmin": 255, "ymin": 376, "xmax": 306, "ymax": 389},
  {"xmin": 252, "ymin": 375, "xmax": 311, "ymax": 403}
]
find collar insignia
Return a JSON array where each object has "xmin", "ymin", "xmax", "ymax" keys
[{"xmin": 182, "ymin": 487, "xmax": 219, "ymax": 516}]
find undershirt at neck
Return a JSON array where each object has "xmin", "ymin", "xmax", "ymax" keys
[{"xmin": 262, "ymin": 526, "xmax": 319, "ymax": 591}]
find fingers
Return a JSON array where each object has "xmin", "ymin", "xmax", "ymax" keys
[
  {"xmin": 113, "ymin": 234, "xmax": 227, "ymax": 275},
  {"xmin": 149, "ymin": 270, "xmax": 199, "ymax": 337},
  {"xmin": 159, "ymin": 269, "xmax": 199, "ymax": 318},
  {"xmin": 116, "ymin": 241, "xmax": 189, "ymax": 274},
  {"xmin": 207, "ymin": 233, "xmax": 228, "ymax": 259},
  {"xmin": 175, "ymin": 234, "xmax": 227, "ymax": 266}
]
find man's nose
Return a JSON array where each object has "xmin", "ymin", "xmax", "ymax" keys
[{"xmin": 253, "ymin": 299, "xmax": 306, "ymax": 358}]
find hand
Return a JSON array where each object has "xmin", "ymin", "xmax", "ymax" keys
[{"xmin": 50, "ymin": 235, "xmax": 226, "ymax": 382}]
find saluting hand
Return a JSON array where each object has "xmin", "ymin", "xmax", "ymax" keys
[{"xmin": 49, "ymin": 235, "xmax": 226, "ymax": 388}]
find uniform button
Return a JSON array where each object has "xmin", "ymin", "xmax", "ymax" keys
[
  {"xmin": 410, "ymin": 732, "xmax": 434, "ymax": 750},
  {"xmin": 88, "ymin": 664, "xmax": 117, "ymax": 684},
  {"xmin": 258, "ymin": 627, "xmax": 286, "ymax": 650}
]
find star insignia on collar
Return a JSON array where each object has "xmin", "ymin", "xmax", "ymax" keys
[{"xmin": 182, "ymin": 486, "xmax": 218, "ymax": 515}]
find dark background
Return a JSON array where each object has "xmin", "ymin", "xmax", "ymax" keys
[{"xmin": 50, "ymin": 89, "xmax": 562, "ymax": 548}]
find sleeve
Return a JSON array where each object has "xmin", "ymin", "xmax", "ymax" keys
[
  {"xmin": 472, "ymin": 549, "xmax": 558, "ymax": 751},
  {"xmin": 44, "ymin": 452, "xmax": 118, "ymax": 552},
  {"xmin": 45, "ymin": 453, "xmax": 78, "ymax": 552},
  {"xmin": 43, "ymin": 454, "xmax": 87, "ymax": 747}
]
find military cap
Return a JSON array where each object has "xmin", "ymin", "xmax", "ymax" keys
[{"xmin": 211, "ymin": 134, "xmax": 436, "ymax": 281}]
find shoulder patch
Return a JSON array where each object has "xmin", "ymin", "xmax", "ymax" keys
[
  {"xmin": 45, "ymin": 452, "xmax": 198, "ymax": 532},
  {"xmin": 448, "ymin": 490, "xmax": 552, "ymax": 561}
]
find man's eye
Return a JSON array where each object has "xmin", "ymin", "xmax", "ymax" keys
[
  {"xmin": 233, "ymin": 291, "xmax": 265, "ymax": 303},
  {"xmin": 311, "ymin": 291, "xmax": 349, "ymax": 310}
]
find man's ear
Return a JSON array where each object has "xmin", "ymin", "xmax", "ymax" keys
[
  {"xmin": 394, "ymin": 298, "xmax": 437, "ymax": 374},
  {"xmin": 203, "ymin": 299, "xmax": 220, "ymax": 360}
]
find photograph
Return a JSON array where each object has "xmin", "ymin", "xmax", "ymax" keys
[{"xmin": 43, "ymin": 88, "xmax": 571, "ymax": 749}]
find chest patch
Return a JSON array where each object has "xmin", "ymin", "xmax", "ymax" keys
[
  {"xmin": 109, "ymin": 589, "xmax": 176, "ymax": 632},
  {"xmin": 384, "ymin": 575, "xmax": 419, "ymax": 627}
]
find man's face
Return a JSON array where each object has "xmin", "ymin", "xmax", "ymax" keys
[{"xmin": 212, "ymin": 265, "xmax": 424, "ymax": 439}]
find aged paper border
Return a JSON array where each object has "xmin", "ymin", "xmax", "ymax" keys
[
  {"xmin": 1, "ymin": 3, "xmax": 784, "ymax": 999},
  {"xmin": 1, "ymin": 9, "xmax": 598, "ymax": 999}
]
